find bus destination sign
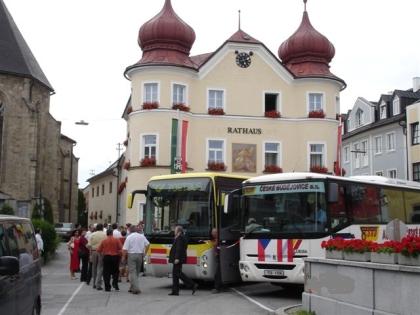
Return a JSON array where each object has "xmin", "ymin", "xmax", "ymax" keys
[{"xmin": 245, "ymin": 182, "xmax": 325, "ymax": 195}]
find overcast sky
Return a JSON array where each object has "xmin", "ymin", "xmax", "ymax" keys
[{"xmin": 4, "ymin": 0, "xmax": 420, "ymax": 186}]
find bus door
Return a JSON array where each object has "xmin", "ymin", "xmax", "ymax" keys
[{"xmin": 218, "ymin": 189, "xmax": 242, "ymax": 283}]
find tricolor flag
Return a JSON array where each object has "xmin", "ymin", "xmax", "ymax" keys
[
  {"xmin": 170, "ymin": 118, "xmax": 189, "ymax": 174},
  {"xmin": 334, "ymin": 115, "xmax": 343, "ymax": 176}
]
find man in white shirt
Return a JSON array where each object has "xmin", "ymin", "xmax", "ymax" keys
[
  {"xmin": 35, "ymin": 228, "xmax": 44, "ymax": 254},
  {"xmin": 122, "ymin": 225, "xmax": 150, "ymax": 294},
  {"xmin": 112, "ymin": 223, "xmax": 122, "ymax": 239}
]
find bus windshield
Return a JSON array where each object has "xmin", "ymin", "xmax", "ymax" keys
[
  {"xmin": 144, "ymin": 177, "xmax": 212, "ymax": 237},
  {"xmin": 242, "ymin": 181, "xmax": 328, "ymax": 236}
]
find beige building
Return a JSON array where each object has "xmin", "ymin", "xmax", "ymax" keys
[
  {"xmin": 407, "ymin": 90, "xmax": 420, "ymax": 181},
  {"xmin": 0, "ymin": 0, "xmax": 78, "ymax": 222},
  {"xmin": 87, "ymin": 157, "xmax": 124, "ymax": 225},
  {"xmin": 122, "ymin": 0, "xmax": 346, "ymax": 224}
]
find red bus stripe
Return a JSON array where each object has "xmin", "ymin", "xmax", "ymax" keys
[
  {"xmin": 150, "ymin": 258, "xmax": 167, "ymax": 264},
  {"xmin": 287, "ymin": 240, "xmax": 294, "ymax": 262},
  {"xmin": 151, "ymin": 248, "xmax": 167, "ymax": 254},
  {"xmin": 277, "ymin": 239, "xmax": 282, "ymax": 262},
  {"xmin": 258, "ymin": 242, "xmax": 265, "ymax": 262},
  {"xmin": 186, "ymin": 257, "xmax": 197, "ymax": 265}
]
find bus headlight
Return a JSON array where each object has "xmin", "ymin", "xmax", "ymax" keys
[
  {"xmin": 201, "ymin": 255, "xmax": 208, "ymax": 262},
  {"xmin": 239, "ymin": 263, "xmax": 244, "ymax": 270},
  {"xmin": 202, "ymin": 262, "xmax": 208, "ymax": 269},
  {"xmin": 244, "ymin": 265, "xmax": 250, "ymax": 272}
]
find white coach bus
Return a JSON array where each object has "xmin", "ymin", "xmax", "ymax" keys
[{"xmin": 224, "ymin": 172, "xmax": 420, "ymax": 285}]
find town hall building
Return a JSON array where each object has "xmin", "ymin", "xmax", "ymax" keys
[{"xmin": 120, "ymin": 0, "xmax": 346, "ymax": 224}]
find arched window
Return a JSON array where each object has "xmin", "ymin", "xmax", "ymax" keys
[{"xmin": 356, "ymin": 108, "xmax": 364, "ymax": 127}]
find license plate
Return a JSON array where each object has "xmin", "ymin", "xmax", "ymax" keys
[{"xmin": 263, "ymin": 270, "xmax": 284, "ymax": 276}]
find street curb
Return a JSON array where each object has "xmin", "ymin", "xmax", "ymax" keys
[{"xmin": 274, "ymin": 304, "xmax": 302, "ymax": 315}]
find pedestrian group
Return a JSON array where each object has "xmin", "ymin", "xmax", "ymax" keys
[{"xmin": 66, "ymin": 223, "xmax": 219, "ymax": 295}]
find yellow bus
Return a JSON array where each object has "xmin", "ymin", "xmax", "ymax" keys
[{"xmin": 127, "ymin": 172, "xmax": 248, "ymax": 282}]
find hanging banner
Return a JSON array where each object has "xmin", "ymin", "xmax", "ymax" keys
[
  {"xmin": 170, "ymin": 119, "xmax": 178, "ymax": 174},
  {"xmin": 334, "ymin": 120, "xmax": 343, "ymax": 176},
  {"xmin": 181, "ymin": 120, "xmax": 188, "ymax": 173}
]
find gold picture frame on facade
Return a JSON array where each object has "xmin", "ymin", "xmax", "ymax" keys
[{"xmin": 232, "ymin": 143, "xmax": 256, "ymax": 172}]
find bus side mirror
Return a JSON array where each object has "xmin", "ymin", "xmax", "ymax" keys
[
  {"xmin": 328, "ymin": 183, "xmax": 339, "ymax": 203},
  {"xmin": 224, "ymin": 194, "xmax": 229, "ymax": 214}
]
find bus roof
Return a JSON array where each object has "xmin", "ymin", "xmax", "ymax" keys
[
  {"xmin": 149, "ymin": 172, "xmax": 249, "ymax": 182},
  {"xmin": 244, "ymin": 172, "xmax": 420, "ymax": 190}
]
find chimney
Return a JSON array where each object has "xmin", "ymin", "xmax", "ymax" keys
[{"xmin": 414, "ymin": 77, "xmax": 420, "ymax": 93}]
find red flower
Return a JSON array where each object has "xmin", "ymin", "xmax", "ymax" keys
[
  {"xmin": 207, "ymin": 162, "xmax": 226, "ymax": 171},
  {"xmin": 208, "ymin": 108, "xmax": 225, "ymax": 115},
  {"xmin": 264, "ymin": 165, "xmax": 283, "ymax": 173},
  {"xmin": 264, "ymin": 110, "xmax": 281, "ymax": 118},
  {"xmin": 140, "ymin": 157, "xmax": 156, "ymax": 167},
  {"xmin": 127, "ymin": 106, "xmax": 133, "ymax": 114},
  {"xmin": 142, "ymin": 102, "xmax": 159, "ymax": 110},
  {"xmin": 310, "ymin": 165, "xmax": 328, "ymax": 174},
  {"xmin": 172, "ymin": 103, "xmax": 190, "ymax": 112},
  {"xmin": 123, "ymin": 139, "xmax": 128, "ymax": 146},
  {"xmin": 308, "ymin": 110, "xmax": 326, "ymax": 118}
]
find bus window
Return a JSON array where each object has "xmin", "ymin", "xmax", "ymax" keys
[
  {"xmin": 348, "ymin": 184, "xmax": 380, "ymax": 223},
  {"xmin": 380, "ymin": 189, "xmax": 405, "ymax": 222},
  {"xmin": 403, "ymin": 191, "xmax": 420, "ymax": 223},
  {"xmin": 328, "ymin": 183, "xmax": 348, "ymax": 229}
]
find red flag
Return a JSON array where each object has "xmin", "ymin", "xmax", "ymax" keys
[
  {"xmin": 335, "ymin": 117, "xmax": 343, "ymax": 176},
  {"xmin": 181, "ymin": 120, "xmax": 188, "ymax": 173}
]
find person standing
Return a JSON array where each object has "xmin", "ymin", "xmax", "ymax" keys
[
  {"xmin": 168, "ymin": 226, "xmax": 198, "ymax": 296},
  {"xmin": 67, "ymin": 230, "xmax": 80, "ymax": 280},
  {"xmin": 211, "ymin": 228, "xmax": 222, "ymax": 293},
  {"xmin": 35, "ymin": 228, "xmax": 44, "ymax": 255},
  {"xmin": 97, "ymin": 229, "xmax": 122, "ymax": 292},
  {"xmin": 112, "ymin": 223, "xmax": 122, "ymax": 239},
  {"xmin": 85, "ymin": 224, "xmax": 95, "ymax": 285},
  {"xmin": 78, "ymin": 228, "xmax": 90, "ymax": 283},
  {"xmin": 122, "ymin": 225, "xmax": 149, "ymax": 294},
  {"xmin": 88, "ymin": 224, "xmax": 106, "ymax": 290}
]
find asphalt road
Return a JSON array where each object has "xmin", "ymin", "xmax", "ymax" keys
[{"xmin": 41, "ymin": 244, "xmax": 301, "ymax": 315}]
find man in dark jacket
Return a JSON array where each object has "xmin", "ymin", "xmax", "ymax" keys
[{"xmin": 168, "ymin": 226, "xmax": 198, "ymax": 296}]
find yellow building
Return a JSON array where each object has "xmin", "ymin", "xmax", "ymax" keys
[{"xmin": 121, "ymin": 0, "xmax": 346, "ymax": 224}]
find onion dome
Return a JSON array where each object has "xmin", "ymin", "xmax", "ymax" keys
[
  {"xmin": 278, "ymin": 4, "xmax": 335, "ymax": 77},
  {"xmin": 136, "ymin": 0, "xmax": 196, "ymax": 68}
]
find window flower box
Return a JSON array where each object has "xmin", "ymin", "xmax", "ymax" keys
[
  {"xmin": 370, "ymin": 240, "xmax": 399, "ymax": 264},
  {"xmin": 371, "ymin": 252, "xmax": 398, "ymax": 264},
  {"xmin": 310, "ymin": 165, "xmax": 328, "ymax": 174},
  {"xmin": 127, "ymin": 106, "xmax": 133, "ymax": 114},
  {"xmin": 123, "ymin": 161, "xmax": 130, "ymax": 170},
  {"xmin": 396, "ymin": 236, "xmax": 420, "ymax": 266},
  {"xmin": 398, "ymin": 254, "xmax": 420, "ymax": 266},
  {"xmin": 343, "ymin": 251, "xmax": 371, "ymax": 262},
  {"xmin": 342, "ymin": 239, "xmax": 374, "ymax": 262},
  {"xmin": 322, "ymin": 238, "xmax": 345, "ymax": 259},
  {"xmin": 207, "ymin": 162, "xmax": 226, "ymax": 171},
  {"xmin": 308, "ymin": 110, "xmax": 326, "ymax": 118},
  {"xmin": 172, "ymin": 103, "xmax": 190, "ymax": 112},
  {"xmin": 264, "ymin": 165, "xmax": 283, "ymax": 173},
  {"xmin": 325, "ymin": 250, "xmax": 344, "ymax": 260},
  {"xmin": 264, "ymin": 110, "xmax": 281, "ymax": 118},
  {"xmin": 208, "ymin": 108, "xmax": 225, "ymax": 115},
  {"xmin": 142, "ymin": 102, "xmax": 159, "ymax": 110},
  {"xmin": 140, "ymin": 157, "xmax": 156, "ymax": 167}
]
